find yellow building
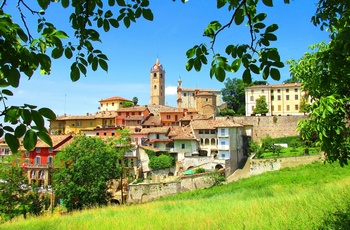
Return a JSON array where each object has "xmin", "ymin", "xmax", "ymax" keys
[
  {"xmin": 245, "ymin": 83, "xmax": 309, "ymax": 116},
  {"xmin": 50, "ymin": 111, "xmax": 118, "ymax": 135},
  {"xmin": 99, "ymin": 96, "xmax": 132, "ymax": 112}
]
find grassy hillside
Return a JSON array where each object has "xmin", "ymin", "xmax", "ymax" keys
[{"xmin": 2, "ymin": 162, "xmax": 350, "ymax": 229}]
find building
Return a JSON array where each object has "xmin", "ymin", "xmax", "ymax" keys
[
  {"xmin": 176, "ymin": 78, "xmax": 221, "ymax": 116},
  {"xmin": 245, "ymin": 83, "xmax": 309, "ymax": 116},
  {"xmin": 150, "ymin": 58, "xmax": 165, "ymax": 105},
  {"xmin": 99, "ymin": 96, "xmax": 132, "ymax": 112},
  {"xmin": 21, "ymin": 135, "xmax": 73, "ymax": 187}
]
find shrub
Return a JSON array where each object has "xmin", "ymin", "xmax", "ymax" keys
[
  {"xmin": 194, "ymin": 167, "xmax": 205, "ymax": 174},
  {"xmin": 149, "ymin": 154, "xmax": 174, "ymax": 169}
]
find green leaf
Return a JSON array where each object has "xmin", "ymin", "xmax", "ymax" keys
[
  {"xmin": 243, "ymin": 69, "xmax": 252, "ymax": 84},
  {"xmin": 123, "ymin": 17, "xmax": 130, "ymax": 28},
  {"xmin": 215, "ymin": 66, "xmax": 225, "ymax": 82},
  {"xmin": 65, "ymin": 47, "xmax": 73, "ymax": 59},
  {"xmin": 194, "ymin": 58, "xmax": 202, "ymax": 72},
  {"xmin": 38, "ymin": 131, "xmax": 52, "ymax": 147},
  {"xmin": 55, "ymin": 30, "xmax": 69, "ymax": 39},
  {"xmin": 23, "ymin": 130, "xmax": 37, "ymax": 151},
  {"xmin": 254, "ymin": 22, "xmax": 266, "ymax": 29},
  {"xmin": 262, "ymin": 0, "xmax": 273, "ymax": 7},
  {"xmin": 2, "ymin": 89, "xmax": 13, "ymax": 96},
  {"xmin": 99, "ymin": 59, "xmax": 108, "ymax": 72},
  {"xmin": 250, "ymin": 64, "xmax": 260, "ymax": 74},
  {"xmin": 103, "ymin": 19, "xmax": 110, "ymax": 32},
  {"xmin": 270, "ymin": 68, "xmax": 281, "ymax": 81},
  {"xmin": 21, "ymin": 109, "xmax": 32, "ymax": 125},
  {"xmin": 263, "ymin": 65, "xmax": 270, "ymax": 79},
  {"xmin": 186, "ymin": 59, "xmax": 194, "ymax": 71},
  {"xmin": 253, "ymin": 13, "xmax": 267, "ymax": 22},
  {"xmin": 109, "ymin": 18, "xmax": 119, "ymax": 28},
  {"xmin": 265, "ymin": 33, "xmax": 277, "ymax": 41},
  {"xmin": 186, "ymin": 47, "xmax": 196, "ymax": 58},
  {"xmin": 142, "ymin": 8, "xmax": 154, "ymax": 21},
  {"xmin": 38, "ymin": 0, "xmax": 50, "ymax": 10},
  {"xmin": 61, "ymin": 0, "xmax": 69, "ymax": 8},
  {"xmin": 70, "ymin": 63, "xmax": 80, "ymax": 82},
  {"xmin": 31, "ymin": 110, "xmax": 45, "ymax": 130},
  {"xmin": 6, "ymin": 67, "xmax": 20, "ymax": 88},
  {"xmin": 52, "ymin": 48, "xmax": 64, "ymax": 59},
  {"xmin": 266, "ymin": 24, "xmax": 278, "ymax": 33},
  {"xmin": 231, "ymin": 58, "xmax": 241, "ymax": 72},
  {"xmin": 234, "ymin": 8, "xmax": 244, "ymax": 25},
  {"xmin": 108, "ymin": 0, "xmax": 115, "ymax": 6},
  {"xmin": 17, "ymin": 28, "xmax": 28, "ymax": 42},
  {"xmin": 39, "ymin": 108, "xmax": 56, "ymax": 120},
  {"xmin": 217, "ymin": 0, "xmax": 226, "ymax": 8},
  {"xmin": 5, "ymin": 133, "xmax": 19, "ymax": 153},
  {"xmin": 14, "ymin": 124, "xmax": 26, "ymax": 138}
]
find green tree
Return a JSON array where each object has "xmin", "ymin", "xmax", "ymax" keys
[
  {"xmin": 122, "ymin": 101, "xmax": 134, "ymax": 108},
  {"xmin": 299, "ymin": 94, "xmax": 311, "ymax": 115},
  {"xmin": 254, "ymin": 96, "xmax": 269, "ymax": 115},
  {"xmin": 289, "ymin": 1, "xmax": 350, "ymax": 164},
  {"xmin": 53, "ymin": 136, "xmax": 120, "ymax": 211},
  {"xmin": 221, "ymin": 78, "xmax": 246, "ymax": 115},
  {"xmin": 132, "ymin": 97, "xmax": 138, "ymax": 106},
  {"xmin": 0, "ymin": 156, "xmax": 28, "ymax": 222}
]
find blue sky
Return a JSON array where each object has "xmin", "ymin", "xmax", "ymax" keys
[{"xmin": 7, "ymin": 0, "xmax": 329, "ymax": 118}]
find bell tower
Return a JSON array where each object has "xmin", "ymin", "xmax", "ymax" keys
[{"xmin": 150, "ymin": 58, "xmax": 165, "ymax": 105}]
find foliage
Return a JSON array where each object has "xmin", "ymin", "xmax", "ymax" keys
[
  {"xmin": 27, "ymin": 189, "xmax": 50, "ymax": 216},
  {"xmin": 122, "ymin": 101, "xmax": 134, "ymax": 108},
  {"xmin": 261, "ymin": 135, "xmax": 274, "ymax": 152},
  {"xmin": 0, "ymin": 155, "xmax": 28, "ymax": 222},
  {"xmin": 220, "ymin": 78, "xmax": 246, "ymax": 115},
  {"xmin": 253, "ymin": 95, "xmax": 268, "ymax": 114},
  {"xmin": 205, "ymin": 170, "xmax": 226, "ymax": 187},
  {"xmin": 186, "ymin": 1, "xmax": 288, "ymax": 83},
  {"xmin": 0, "ymin": 0, "xmax": 156, "ymax": 153},
  {"xmin": 249, "ymin": 140, "xmax": 263, "ymax": 158},
  {"xmin": 219, "ymin": 108, "xmax": 235, "ymax": 116},
  {"xmin": 298, "ymin": 94, "xmax": 311, "ymax": 114},
  {"xmin": 270, "ymin": 144, "xmax": 283, "ymax": 157},
  {"xmin": 194, "ymin": 167, "xmax": 205, "ymax": 174},
  {"xmin": 287, "ymin": 0, "xmax": 350, "ymax": 166},
  {"xmin": 53, "ymin": 136, "xmax": 120, "ymax": 211},
  {"xmin": 149, "ymin": 154, "xmax": 174, "ymax": 170},
  {"xmin": 132, "ymin": 97, "xmax": 138, "ymax": 106}
]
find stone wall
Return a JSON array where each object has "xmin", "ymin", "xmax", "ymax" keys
[
  {"xmin": 218, "ymin": 115, "xmax": 308, "ymax": 142},
  {"xmin": 250, "ymin": 153, "xmax": 324, "ymax": 175}
]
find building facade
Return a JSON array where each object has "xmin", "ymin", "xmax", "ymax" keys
[{"xmin": 245, "ymin": 83, "xmax": 309, "ymax": 116}]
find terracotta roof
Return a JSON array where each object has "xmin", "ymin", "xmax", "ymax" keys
[
  {"xmin": 149, "ymin": 139, "xmax": 173, "ymax": 143},
  {"xmin": 160, "ymin": 107, "xmax": 186, "ymax": 113},
  {"xmin": 126, "ymin": 115, "xmax": 143, "ymax": 120},
  {"xmin": 195, "ymin": 92, "xmax": 215, "ymax": 97},
  {"xmin": 142, "ymin": 115, "xmax": 162, "ymax": 126},
  {"xmin": 95, "ymin": 111, "xmax": 118, "ymax": 118},
  {"xmin": 117, "ymin": 106, "xmax": 149, "ymax": 112},
  {"xmin": 99, "ymin": 96, "xmax": 131, "ymax": 102},
  {"xmin": 171, "ymin": 126, "xmax": 195, "ymax": 140},
  {"xmin": 181, "ymin": 88, "xmax": 220, "ymax": 93},
  {"xmin": 35, "ymin": 135, "xmax": 73, "ymax": 149},
  {"xmin": 139, "ymin": 127, "xmax": 170, "ymax": 134},
  {"xmin": 55, "ymin": 115, "xmax": 96, "ymax": 120}
]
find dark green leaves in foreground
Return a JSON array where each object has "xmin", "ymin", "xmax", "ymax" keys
[
  {"xmin": 185, "ymin": 0, "xmax": 286, "ymax": 84},
  {"xmin": 2, "ymin": 105, "xmax": 56, "ymax": 153}
]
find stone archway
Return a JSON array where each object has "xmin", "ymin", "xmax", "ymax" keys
[{"xmin": 141, "ymin": 194, "xmax": 149, "ymax": 203}]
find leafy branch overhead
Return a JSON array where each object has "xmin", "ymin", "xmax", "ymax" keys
[
  {"xmin": 0, "ymin": 0, "xmax": 154, "ymax": 152},
  {"xmin": 186, "ymin": 0, "xmax": 289, "ymax": 83}
]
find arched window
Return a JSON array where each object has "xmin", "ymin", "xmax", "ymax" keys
[
  {"xmin": 31, "ymin": 170, "xmax": 36, "ymax": 179},
  {"xmin": 211, "ymin": 138, "xmax": 216, "ymax": 146},
  {"xmin": 153, "ymin": 73, "xmax": 157, "ymax": 78},
  {"xmin": 154, "ymin": 85, "xmax": 157, "ymax": 90},
  {"xmin": 35, "ymin": 156, "xmax": 41, "ymax": 165},
  {"xmin": 160, "ymin": 73, "xmax": 163, "ymax": 78},
  {"xmin": 47, "ymin": 156, "xmax": 53, "ymax": 165}
]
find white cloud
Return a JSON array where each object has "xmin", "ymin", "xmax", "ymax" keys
[{"xmin": 165, "ymin": 86, "xmax": 177, "ymax": 95}]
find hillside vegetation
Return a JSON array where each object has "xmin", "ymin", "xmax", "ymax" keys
[{"xmin": 2, "ymin": 162, "xmax": 350, "ymax": 229}]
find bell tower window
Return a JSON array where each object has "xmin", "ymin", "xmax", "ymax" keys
[
  {"xmin": 153, "ymin": 73, "xmax": 157, "ymax": 78},
  {"xmin": 154, "ymin": 85, "xmax": 157, "ymax": 89}
]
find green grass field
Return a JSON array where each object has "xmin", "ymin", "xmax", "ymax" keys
[{"xmin": 2, "ymin": 162, "xmax": 350, "ymax": 230}]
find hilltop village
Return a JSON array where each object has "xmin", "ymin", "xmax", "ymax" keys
[{"xmin": 3, "ymin": 58, "xmax": 309, "ymax": 204}]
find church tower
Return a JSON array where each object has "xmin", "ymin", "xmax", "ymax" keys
[{"xmin": 150, "ymin": 58, "xmax": 165, "ymax": 105}]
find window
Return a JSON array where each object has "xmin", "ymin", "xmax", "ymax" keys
[
  {"xmin": 76, "ymin": 121, "xmax": 82, "ymax": 126},
  {"xmin": 47, "ymin": 156, "xmax": 53, "ymax": 165},
  {"xmin": 160, "ymin": 73, "xmax": 163, "ymax": 78},
  {"xmin": 295, "ymin": 104, "xmax": 299, "ymax": 110},
  {"xmin": 210, "ymin": 130, "xmax": 216, "ymax": 134},
  {"xmin": 286, "ymin": 95, "xmax": 290, "ymax": 100},
  {"xmin": 184, "ymin": 93, "xmax": 187, "ymax": 96},
  {"xmin": 271, "ymin": 90, "xmax": 274, "ymax": 93},
  {"xmin": 221, "ymin": 141, "xmax": 225, "ymax": 146},
  {"xmin": 271, "ymin": 105, "xmax": 274, "ymax": 111},
  {"xmin": 25, "ymin": 151, "xmax": 30, "ymax": 157},
  {"xmin": 181, "ymin": 143, "xmax": 186, "ymax": 149},
  {"xmin": 277, "ymin": 95, "xmax": 281, "ymax": 101},
  {"xmin": 286, "ymin": 105, "xmax": 290, "ymax": 111},
  {"xmin": 160, "ymin": 85, "xmax": 162, "ymax": 89},
  {"xmin": 199, "ymin": 130, "xmax": 203, "ymax": 134},
  {"xmin": 153, "ymin": 73, "xmax": 156, "ymax": 78},
  {"xmin": 36, "ymin": 148, "xmax": 40, "ymax": 153},
  {"xmin": 221, "ymin": 154, "xmax": 226, "ymax": 158},
  {"xmin": 220, "ymin": 129, "xmax": 226, "ymax": 136},
  {"xmin": 278, "ymin": 105, "xmax": 281, "ymax": 111},
  {"xmin": 295, "ymin": 95, "xmax": 299, "ymax": 100},
  {"xmin": 286, "ymin": 89, "xmax": 289, "ymax": 93},
  {"xmin": 295, "ymin": 88, "xmax": 298, "ymax": 92},
  {"xmin": 101, "ymin": 104, "xmax": 103, "ymax": 107},
  {"xmin": 261, "ymin": 89, "xmax": 264, "ymax": 93},
  {"xmin": 112, "ymin": 102, "xmax": 114, "ymax": 106},
  {"xmin": 166, "ymin": 115, "xmax": 171, "ymax": 119},
  {"xmin": 106, "ymin": 103, "xmax": 108, "ymax": 106},
  {"xmin": 48, "ymin": 148, "xmax": 53, "ymax": 153},
  {"xmin": 90, "ymin": 122, "xmax": 93, "ymax": 126},
  {"xmin": 250, "ymin": 96, "xmax": 254, "ymax": 101},
  {"xmin": 205, "ymin": 130, "xmax": 209, "ymax": 134},
  {"xmin": 154, "ymin": 85, "xmax": 156, "ymax": 89},
  {"xmin": 251, "ymin": 90, "xmax": 254, "ymax": 93},
  {"xmin": 35, "ymin": 156, "xmax": 41, "ymax": 165},
  {"xmin": 156, "ymin": 134, "xmax": 160, "ymax": 139},
  {"xmin": 277, "ymin": 89, "xmax": 281, "ymax": 93},
  {"xmin": 206, "ymin": 98, "xmax": 208, "ymax": 102},
  {"xmin": 271, "ymin": 96, "xmax": 274, "ymax": 101}
]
